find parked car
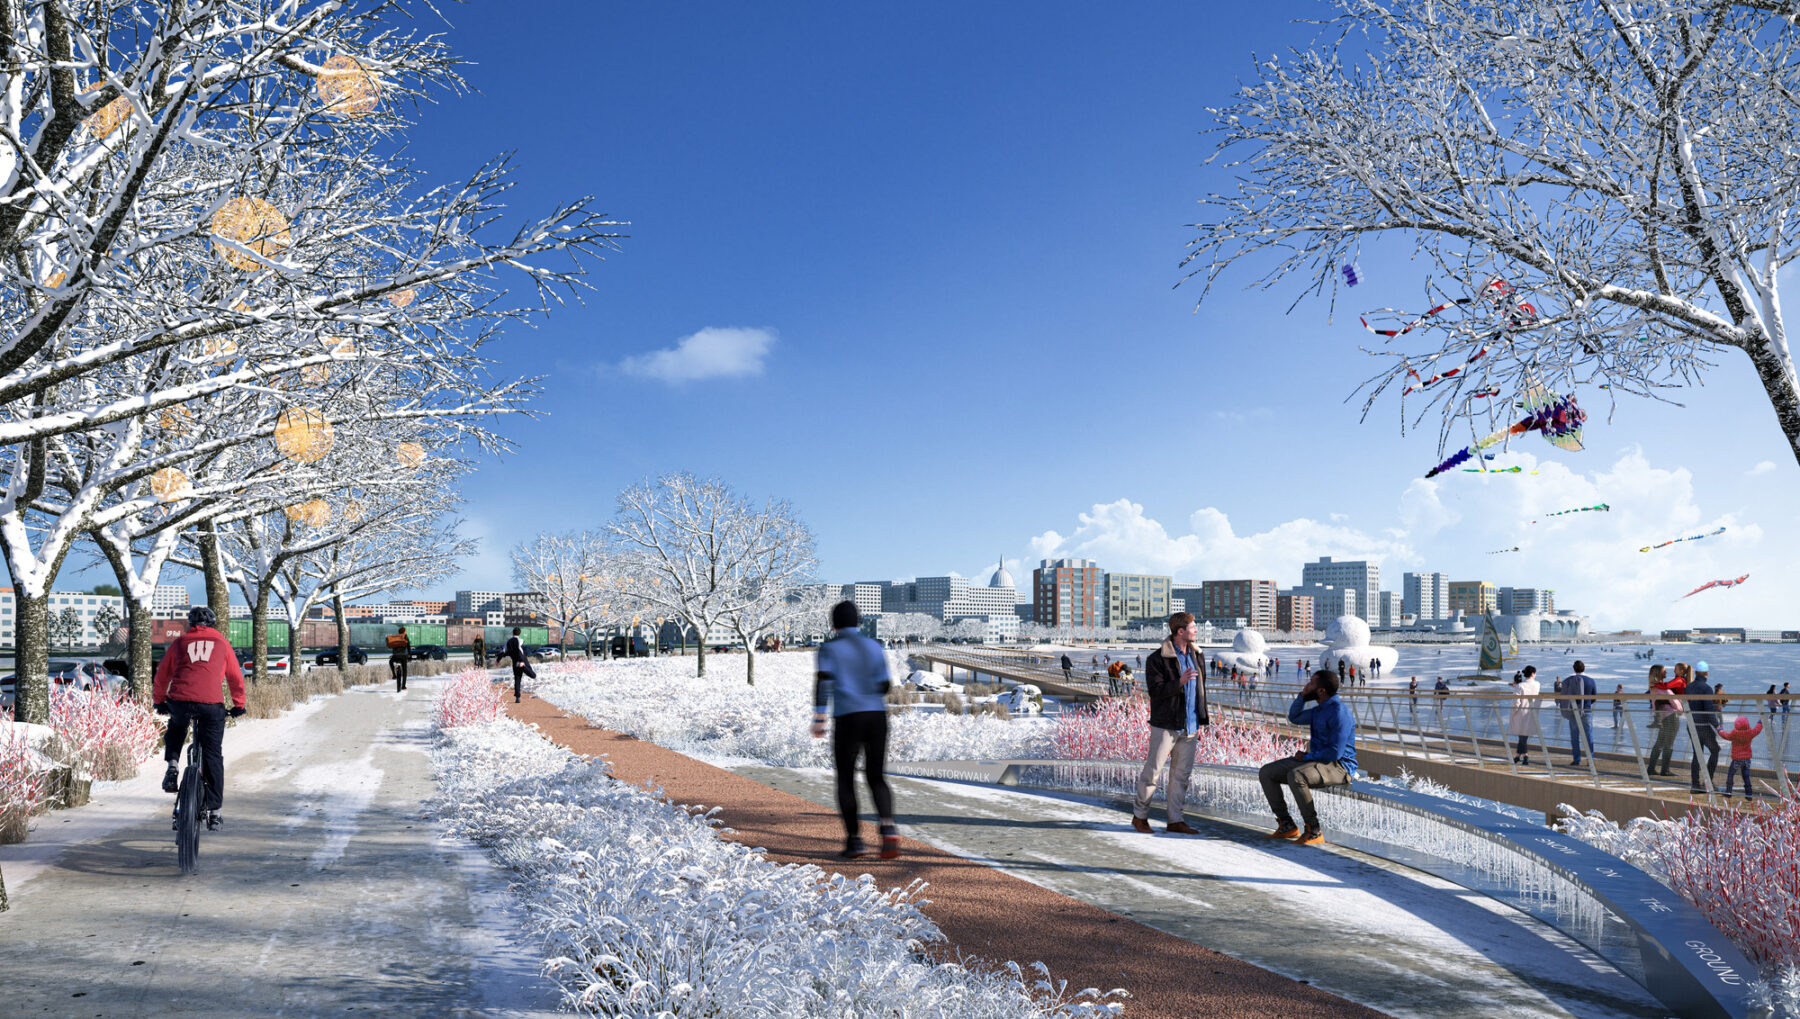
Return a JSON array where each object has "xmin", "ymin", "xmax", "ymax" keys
[
  {"xmin": 407, "ymin": 644, "xmax": 448, "ymax": 661},
  {"xmin": 314, "ymin": 647, "xmax": 368, "ymax": 666},
  {"xmin": 2, "ymin": 661, "xmax": 123, "ymax": 710},
  {"xmin": 234, "ymin": 647, "xmax": 291, "ymax": 674},
  {"xmin": 528, "ymin": 645, "xmax": 562, "ymax": 659},
  {"xmin": 609, "ymin": 635, "xmax": 649, "ymax": 658}
]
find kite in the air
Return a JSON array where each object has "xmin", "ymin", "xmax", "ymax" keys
[
  {"xmin": 1425, "ymin": 389, "xmax": 1585, "ymax": 478},
  {"xmin": 1488, "ymin": 546, "xmax": 1520, "ymax": 554},
  {"xmin": 1682, "ymin": 574, "xmax": 1749, "ymax": 599},
  {"xmin": 1342, "ymin": 263, "xmax": 1361, "ymax": 287},
  {"xmin": 1639, "ymin": 526, "xmax": 1727, "ymax": 553},
  {"xmin": 1462, "ymin": 465, "xmax": 1537, "ymax": 474},
  {"xmin": 1531, "ymin": 503, "xmax": 1608, "ymax": 523}
]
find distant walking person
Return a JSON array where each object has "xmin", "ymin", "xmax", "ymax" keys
[
  {"xmin": 492, "ymin": 627, "xmax": 537, "ymax": 703},
  {"xmin": 812, "ymin": 601, "xmax": 899, "ymax": 860},
  {"xmin": 1061, "ymin": 654, "xmax": 1073, "ymax": 682},
  {"xmin": 1564, "ymin": 660, "xmax": 1597, "ymax": 766},
  {"xmin": 1408, "ymin": 677, "xmax": 1419, "ymax": 714},
  {"xmin": 1612, "ymin": 685, "xmax": 1625, "ymax": 735},
  {"xmin": 1259, "ymin": 668, "xmax": 1357, "ymax": 845},
  {"xmin": 1723, "ymin": 716, "xmax": 1763, "ymax": 798},
  {"xmin": 1130, "ymin": 612, "xmax": 1209, "ymax": 836},
  {"xmin": 1687, "ymin": 662, "xmax": 1722, "ymax": 792},
  {"xmin": 1782, "ymin": 682, "xmax": 1794, "ymax": 714},
  {"xmin": 1509, "ymin": 666, "xmax": 1541, "ymax": 765},
  {"xmin": 386, "ymin": 625, "xmax": 411, "ymax": 692}
]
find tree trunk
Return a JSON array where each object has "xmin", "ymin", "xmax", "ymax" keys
[
  {"xmin": 286, "ymin": 615, "xmax": 301, "ymax": 681},
  {"xmin": 333, "ymin": 592, "xmax": 349, "ymax": 673},
  {"xmin": 744, "ymin": 644, "xmax": 756, "ymax": 686},
  {"xmin": 200, "ymin": 520, "xmax": 230, "ymax": 619},
  {"xmin": 88, "ymin": 529, "xmax": 155, "ymax": 702},
  {"xmin": 12, "ymin": 591, "xmax": 50, "ymax": 725},
  {"xmin": 251, "ymin": 585, "xmax": 271, "ymax": 685},
  {"xmin": 695, "ymin": 626, "xmax": 707, "ymax": 677},
  {"xmin": 1743, "ymin": 336, "xmax": 1800, "ymax": 467}
]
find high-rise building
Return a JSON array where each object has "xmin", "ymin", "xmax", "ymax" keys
[
  {"xmin": 0, "ymin": 589, "xmax": 126, "ymax": 646},
  {"xmin": 1283, "ymin": 584, "xmax": 1356, "ymax": 624},
  {"xmin": 1498, "ymin": 587, "xmax": 1554, "ymax": 615},
  {"xmin": 840, "ymin": 583, "xmax": 885, "ymax": 619},
  {"xmin": 1033, "ymin": 557, "xmax": 1103, "ymax": 628},
  {"xmin": 1104, "ymin": 573, "xmax": 1172, "ymax": 628},
  {"xmin": 1449, "ymin": 580, "xmax": 1499, "ymax": 616},
  {"xmin": 1199, "ymin": 579, "xmax": 1277, "ymax": 631},
  {"xmin": 1376, "ymin": 591, "xmax": 1404, "ymax": 628},
  {"xmin": 150, "ymin": 584, "xmax": 191, "ymax": 617},
  {"xmin": 1301, "ymin": 557, "xmax": 1379, "ymax": 622},
  {"xmin": 1171, "ymin": 586, "xmax": 1205, "ymax": 617},
  {"xmin": 1402, "ymin": 572, "xmax": 1449, "ymax": 622},
  {"xmin": 880, "ymin": 575, "xmax": 1016, "ymax": 621},
  {"xmin": 1276, "ymin": 593, "xmax": 1314, "ymax": 633},
  {"xmin": 504, "ymin": 591, "xmax": 548, "ymax": 626},
  {"xmin": 456, "ymin": 590, "xmax": 503, "ymax": 615}
]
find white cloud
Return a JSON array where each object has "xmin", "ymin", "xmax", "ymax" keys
[
  {"xmin": 1747, "ymin": 460, "xmax": 1777, "ymax": 476},
  {"xmin": 618, "ymin": 327, "xmax": 775, "ymax": 383}
]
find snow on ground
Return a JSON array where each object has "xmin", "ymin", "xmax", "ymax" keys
[
  {"xmin": 430, "ymin": 714, "xmax": 1124, "ymax": 1018},
  {"xmin": 533, "ymin": 653, "xmax": 1054, "ymax": 768}
]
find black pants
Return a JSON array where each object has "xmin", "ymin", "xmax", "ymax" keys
[
  {"xmin": 163, "ymin": 701, "xmax": 226, "ymax": 812},
  {"xmin": 831, "ymin": 710, "xmax": 893, "ymax": 838},
  {"xmin": 1691, "ymin": 725, "xmax": 1721, "ymax": 786}
]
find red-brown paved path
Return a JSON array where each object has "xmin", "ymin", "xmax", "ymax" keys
[{"xmin": 506, "ymin": 694, "xmax": 1387, "ymax": 1019}]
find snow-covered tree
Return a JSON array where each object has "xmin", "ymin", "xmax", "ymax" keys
[
  {"xmin": 718, "ymin": 512, "xmax": 817, "ymax": 685},
  {"xmin": 49, "ymin": 607, "xmax": 84, "ymax": 651},
  {"xmin": 511, "ymin": 531, "xmax": 612, "ymax": 656},
  {"xmin": 1185, "ymin": 0, "xmax": 1800, "ymax": 464}
]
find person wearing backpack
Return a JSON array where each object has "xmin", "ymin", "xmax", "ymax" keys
[{"xmin": 385, "ymin": 625, "xmax": 411, "ymax": 692}]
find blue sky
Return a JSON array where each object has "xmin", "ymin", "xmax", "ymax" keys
[{"xmin": 137, "ymin": 2, "xmax": 1800, "ymax": 630}]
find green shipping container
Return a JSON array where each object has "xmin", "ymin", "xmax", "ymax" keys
[
  {"xmin": 227, "ymin": 617, "xmax": 289, "ymax": 649},
  {"xmin": 519, "ymin": 626, "xmax": 548, "ymax": 645},
  {"xmin": 484, "ymin": 626, "xmax": 510, "ymax": 648}
]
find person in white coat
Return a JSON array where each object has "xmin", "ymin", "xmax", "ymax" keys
[{"xmin": 1508, "ymin": 666, "xmax": 1541, "ymax": 765}]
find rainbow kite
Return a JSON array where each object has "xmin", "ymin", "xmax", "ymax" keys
[
  {"xmin": 1462, "ymin": 465, "xmax": 1537, "ymax": 474},
  {"xmin": 1532, "ymin": 503, "xmax": 1609, "ymax": 524},
  {"xmin": 1682, "ymin": 574, "xmax": 1749, "ymax": 599},
  {"xmin": 1425, "ymin": 390, "xmax": 1585, "ymax": 478},
  {"xmin": 1342, "ymin": 263, "xmax": 1361, "ymax": 287},
  {"xmin": 1639, "ymin": 526, "xmax": 1726, "ymax": 553}
]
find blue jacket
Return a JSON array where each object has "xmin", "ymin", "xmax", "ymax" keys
[
  {"xmin": 812, "ymin": 628, "xmax": 891, "ymax": 716},
  {"xmin": 1289, "ymin": 693, "xmax": 1357, "ymax": 772}
]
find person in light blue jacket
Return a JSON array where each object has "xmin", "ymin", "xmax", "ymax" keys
[
  {"xmin": 1258, "ymin": 669, "xmax": 1357, "ymax": 845},
  {"xmin": 812, "ymin": 601, "xmax": 897, "ymax": 860}
]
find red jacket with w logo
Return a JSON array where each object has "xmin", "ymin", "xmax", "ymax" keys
[{"xmin": 153, "ymin": 625, "xmax": 247, "ymax": 708}]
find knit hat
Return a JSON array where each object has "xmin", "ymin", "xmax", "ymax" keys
[{"xmin": 1696, "ymin": 660, "xmax": 1709, "ymax": 673}]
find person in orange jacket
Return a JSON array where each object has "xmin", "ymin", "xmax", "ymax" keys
[
  {"xmin": 152, "ymin": 606, "xmax": 247, "ymax": 830},
  {"xmin": 1722, "ymin": 716, "xmax": 1764, "ymax": 799}
]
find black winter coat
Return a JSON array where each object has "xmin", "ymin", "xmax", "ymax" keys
[{"xmin": 1146, "ymin": 639, "xmax": 1209, "ymax": 731}]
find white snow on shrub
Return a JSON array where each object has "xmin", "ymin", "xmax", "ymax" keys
[
  {"xmin": 432, "ymin": 715, "xmax": 1123, "ymax": 1017},
  {"xmin": 534, "ymin": 655, "xmax": 1055, "ymax": 767}
]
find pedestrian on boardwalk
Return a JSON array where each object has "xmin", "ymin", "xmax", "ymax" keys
[
  {"xmin": 1509, "ymin": 666, "xmax": 1541, "ymax": 765},
  {"xmin": 811, "ymin": 601, "xmax": 899, "ymax": 860},
  {"xmin": 1722, "ymin": 716, "xmax": 1764, "ymax": 798},
  {"xmin": 1564, "ymin": 660, "xmax": 1597, "ymax": 766},
  {"xmin": 1765, "ymin": 685, "xmax": 1778, "ymax": 718},
  {"xmin": 495, "ymin": 627, "xmax": 536, "ymax": 703},
  {"xmin": 1061, "ymin": 654, "xmax": 1073, "ymax": 682},
  {"xmin": 1687, "ymin": 662, "xmax": 1722, "ymax": 792},
  {"xmin": 1647, "ymin": 663, "xmax": 1685, "ymax": 777},
  {"xmin": 1258, "ymin": 668, "xmax": 1356, "ymax": 846},
  {"xmin": 1408, "ymin": 677, "xmax": 1418, "ymax": 713},
  {"xmin": 1130, "ymin": 611, "xmax": 1208, "ymax": 836},
  {"xmin": 1782, "ymin": 682, "xmax": 1793, "ymax": 714},
  {"xmin": 1611, "ymin": 685, "xmax": 1625, "ymax": 734}
]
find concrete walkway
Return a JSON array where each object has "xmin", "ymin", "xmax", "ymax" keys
[
  {"xmin": 0, "ymin": 678, "xmax": 557, "ymax": 1018},
  {"xmin": 737, "ymin": 766, "xmax": 1662, "ymax": 1019}
]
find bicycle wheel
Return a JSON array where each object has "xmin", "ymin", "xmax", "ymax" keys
[{"xmin": 175, "ymin": 761, "xmax": 201, "ymax": 875}]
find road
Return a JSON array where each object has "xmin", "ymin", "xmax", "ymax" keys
[{"xmin": 0, "ymin": 677, "xmax": 558, "ymax": 1018}]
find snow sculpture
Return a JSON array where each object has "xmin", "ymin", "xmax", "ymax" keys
[
  {"xmin": 1318, "ymin": 615, "xmax": 1397, "ymax": 677},
  {"xmin": 1210, "ymin": 627, "xmax": 1270, "ymax": 674}
]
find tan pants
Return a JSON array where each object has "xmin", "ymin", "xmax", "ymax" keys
[{"xmin": 1133, "ymin": 727, "xmax": 1198, "ymax": 823}]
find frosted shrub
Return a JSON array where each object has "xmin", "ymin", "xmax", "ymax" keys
[
  {"xmin": 534, "ymin": 657, "xmax": 1054, "ymax": 767},
  {"xmin": 432, "ymin": 717, "xmax": 1123, "ymax": 1017},
  {"xmin": 1050, "ymin": 697, "xmax": 1299, "ymax": 766},
  {"xmin": 0, "ymin": 726, "xmax": 52, "ymax": 843},
  {"xmin": 434, "ymin": 669, "xmax": 506, "ymax": 730},
  {"xmin": 48, "ymin": 687, "xmax": 160, "ymax": 782}
]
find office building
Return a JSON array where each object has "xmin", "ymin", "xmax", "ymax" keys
[
  {"xmin": 1104, "ymin": 573, "xmax": 1172, "ymax": 628},
  {"xmin": 0, "ymin": 589, "xmax": 126, "ymax": 646},
  {"xmin": 150, "ymin": 584, "xmax": 191, "ymax": 617},
  {"xmin": 1033, "ymin": 557, "xmax": 1103, "ymax": 628},
  {"xmin": 1498, "ymin": 587, "xmax": 1554, "ymax": 615},
  {"xmin": 1402, "ymin": 572, "xmax": 1448, "ymax": 622},
  {"xmin": 1283, "ymin": 583, "xmax": 1356, "ymax": 624},
  {"xmin": 1449, "ymin": 580, "xmax": 1499, "ymax": 616},
  {"xmin": 840, "ymin": 583, "xmax": 885, "ymax": 619},
  {"xmin": 1276, "ymin": 593, "xmax": 1314, "ymax": 633},
  {"xmin": 1301, "ymin": 557, "xmax": 1379, "ymax": 622},
  {"xmin": 881, "ymin": 575, "xmax": 1018, "ymax": 621},
  {"xmin": 1199, "ymin": 579, "xmax": 1277, "ymax": 631},
  {"xmin": 456, "ymin": 590, "xmax": 503, "ymax": 615},
  {"xmin": 504, "ymin": 591, "xmax": 548, "ymax": 626},
  {"xmin": 1376, "ymin": 591, "xmax": 1404, "ymax": 628}
]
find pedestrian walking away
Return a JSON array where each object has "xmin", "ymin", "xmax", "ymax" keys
[
  {"xmin": 1130, "ymin": 611, "xmax": 1209, "ymax": 836},
  {"xmin": 1723, "ymin": 716, "xmax": 1763, "ymax": 798},
  {"xmin": 1259, "ymin": 668, "xmax": 1357, "ymax": 845},
  {"xmin": 1782, "ymin": 682, "xmax": 1793, "ymax": 714},
  {"xmin": 1611, "ymin": 685, "xmax": 1625, "ymax": 735},
  {"xmin": 1687, "ymin": 662, "xmax": 1722, "ymax": 792},
  {"xmin": 1408, "ymin": 677, "xmax": 1418, "ymax": 713},
  {"xmin": 1061, "ymin": 653, "xmax": 1073, "ymax": 682},
  {"xmin": 1509, "ymin": 666, "xmax": 1541, "ymax": 765},
  {"xmin": 1564, "ymin": 660, "xmax": 1597, "ymax": 766},
  {"xmin": 386, "ymin": 624, "xmax": 411, "ymax": 692},
  {"xmin": 153, "ymin": 606, "xmax": 248, "ymax": 830},
  {"xmin": 813, "ymin": 600, "xmax": 900, "ymax": 860}
]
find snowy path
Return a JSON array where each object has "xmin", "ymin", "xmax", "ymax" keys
[
  {"xmin": 0, "ymin": 679, "xmax": 557, "ymax": 1018},
  {"xmin": 737, "ymin": 766, "xmax": 1664, "ymax": 1019}
]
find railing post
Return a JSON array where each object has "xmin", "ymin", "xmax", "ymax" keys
[
  {"xmin": 1621, "ymin": 694, "xmax": 1655, "ymax": 797},
  {"xmin": 1680, "ymin": 702, "xmax": 1719, "ymax": 802},
  {"xmin": 1576, "ymin": 701, "xmax": 1601, "ymax": 789}
]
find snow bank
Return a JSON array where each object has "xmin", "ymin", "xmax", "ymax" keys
[
  {"xmin": 431, "ymin": 715, "xmax": 1123, "ymax": 1017},
  {"xmin": 534, "ymin": 655, "xmax": 1055, "ymax": 767}
]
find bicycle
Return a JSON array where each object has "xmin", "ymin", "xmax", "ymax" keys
[{"xmin": 171, "ymin": 734, "xmax": 205, "ymax": 875}]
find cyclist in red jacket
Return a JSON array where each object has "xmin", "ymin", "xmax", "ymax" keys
[{"xmin": 153, "ymin": 606, "xmax": 247, "ymax": 830}]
